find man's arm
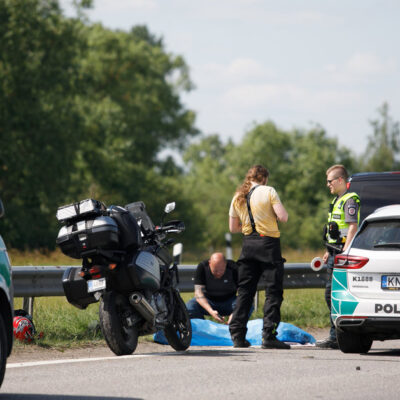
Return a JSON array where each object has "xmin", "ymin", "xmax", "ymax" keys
[
  {"xmin": 229, "ymin": 216, "xmax": 242, "ymax": 233},
  {"xmin": 194, "ymin": 285, "xmax": 225, "ymax": 323},
  {"xmin": 343, "ymin": 222, "xmax": 358, "ymax": 252},
  {"xmin": 272, "ymin": 203, "xmax": 288, "ymax": 222}
]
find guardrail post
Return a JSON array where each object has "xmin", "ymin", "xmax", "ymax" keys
[
  {"xmin": 254, "ymin": 291, "xmax": 259, "ymax": 313},
  {"xmin": 23, "ymin": 296, "xmax": 34, "ymax": 317},
  {"xmin": 225, "ymin": 232, "xmax": 232, "ymax": 260}
]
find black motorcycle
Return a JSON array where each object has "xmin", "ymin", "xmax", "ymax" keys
[{"xmin": 56, "ymin": 198, "xmax": 192, "ymax": 355}]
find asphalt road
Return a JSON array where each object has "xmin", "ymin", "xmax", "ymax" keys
[{"xmin": 1, "ymin": 337, "xmax": 400, "ymax": 400}]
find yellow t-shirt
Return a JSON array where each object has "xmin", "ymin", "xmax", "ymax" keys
[{"xmin": 229, "ymin": 185, "xmax": 281, "ymax": 237}]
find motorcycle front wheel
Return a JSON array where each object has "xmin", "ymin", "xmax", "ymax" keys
[
  {"xmin": 99, "ymin": 291, "xmax": 139, "ymax": 356},
  {"xmin": 163, "ymin": 290, "xmax": 192, "ymax": 351}
]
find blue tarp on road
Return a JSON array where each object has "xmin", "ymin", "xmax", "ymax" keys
[{"xmin": 154, "ymin": 319, "xmax": 316, "ymax": 346}]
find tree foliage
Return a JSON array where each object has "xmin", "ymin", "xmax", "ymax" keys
[
  {"xmin": 182, "ymin": 123, "xmax": 360, "ymax": 251},
  {"xmin": 75, "ymin": 24, "xmax": 198, "ymax": 207},
  {"xmin": 361, "ymin": 102, "xmax": 400, "ymax": 172},
  {"xmin": 0, "ymin": 0, "xmax": 395, "ymax": 255},
  {"xmin": 0, "ymin": 0, "xmax": 199, "ymax": 249},
  {"xmin": 182, "ymin": 135, "xmax": 236, "ymax": 250},
  {"xmin": 0, "ymin": 0, "xmax": 85, "ymax": 246}
]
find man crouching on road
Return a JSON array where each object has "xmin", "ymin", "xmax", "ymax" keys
[{"xmin": 185, "ymin": 252, "xmax": 239, "ymax": 324}]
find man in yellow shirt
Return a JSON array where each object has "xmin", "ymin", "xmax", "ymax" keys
[{"xmin": 228, "ymin": 165, "xmax": 290, "ymax": 349}]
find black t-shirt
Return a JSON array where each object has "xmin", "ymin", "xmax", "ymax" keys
[{"xmin": 194, "ymin": 259, "xmax": 238, "ymax": 301}]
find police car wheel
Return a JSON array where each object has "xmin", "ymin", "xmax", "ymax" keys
[
  {"xmin": 337, "ymin": 329, "xmax": 373, "ymax": 354},
  {"xmin": 0, "ymin": 313, "xmax": 7, "ymax": 387}
]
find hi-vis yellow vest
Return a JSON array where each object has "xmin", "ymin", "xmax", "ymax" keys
[{"xmin": 326, "ymin": 192, "xmax": 360, "ymax": 244}]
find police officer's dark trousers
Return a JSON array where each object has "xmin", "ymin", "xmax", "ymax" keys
[{"xmin": 229, "ymin": 234, "xmax": 284, "ymax": 341}]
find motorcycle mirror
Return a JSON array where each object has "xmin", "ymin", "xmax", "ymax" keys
[
  {"xmin": 0, "ymin": 198, "xmax": 4, "ymax": 218},
  {"xmin": 164, "ymin": 202, "xmax": 175, "ymax": 214},
  {"xmin": 173, "ymin": 242, "xmax": 183, "ymax": 264}
]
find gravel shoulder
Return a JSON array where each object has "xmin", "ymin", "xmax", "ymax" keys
[{"xmin": 8, "ymin": 341, "xmax": 173, "ymax": 363}]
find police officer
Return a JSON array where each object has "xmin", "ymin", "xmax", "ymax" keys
[
  {"xmin": 316, "ymin": 164, "xmax": 360, "ymax": 349},
  {"xmin": 228, "ymin": 165, "xmax": 289, "ymax": 349}
]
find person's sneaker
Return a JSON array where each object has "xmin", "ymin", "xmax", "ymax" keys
[
  {"xmin": 261, "ymin": 338, "xmax": 290, "ymax": 349},
  {"xmin": 315, "ymin": 337, "xmax": 339, "ymax": 349},
  {"xmin": 233, "ymin": 338, "xmax": 251, "ymax": 348}
]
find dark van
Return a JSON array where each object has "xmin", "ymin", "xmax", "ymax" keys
[{"xmin": 347, "ymin": 172, "xmax": 400, "ymax": 223}]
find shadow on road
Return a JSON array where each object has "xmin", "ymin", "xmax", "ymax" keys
[
  {"xmin": 157, "ymin": 349, "xmax": 254, "ymax": 357},
  {"xmin": 0, "ymin": 395, "xmax": 141, "ymax": 400},
  {"xmin": 365, "ymin": 348, "xmax": 400, "ymax": 357}
]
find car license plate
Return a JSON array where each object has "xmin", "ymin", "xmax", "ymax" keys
[
  {"xmin": 381, "ymin": 275, "xmax": 400, "ymax": 290},
  {"xmin": 87, "ymin": 278, "xmax": 106, "ymax": 293}
]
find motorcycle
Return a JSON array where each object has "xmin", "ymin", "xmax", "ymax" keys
[{"xmin": 56, "ymin": 198, "xmax": 192, "ymax": 355}]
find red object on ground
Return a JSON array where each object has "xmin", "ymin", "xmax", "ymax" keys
[{"xmin": 13, "ymin": 316, "xmax": 35, "ymax": 343}]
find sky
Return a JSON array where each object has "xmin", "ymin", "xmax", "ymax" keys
[{"xmin": 62, "ymin": 0, "xmax": 400, "ymax": 155}]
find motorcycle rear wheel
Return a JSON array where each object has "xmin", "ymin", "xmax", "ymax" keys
[
  {"xmin": 164, "ymin": 290, "xmax": 192, "ymax": 351},
  {"xmin": 99, "ymin": 291, "xmax": 139, "ymax": 356}
]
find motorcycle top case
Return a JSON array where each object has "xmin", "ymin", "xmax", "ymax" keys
[
  {"xmin": 124, "ymin": 251, "xmax": 161, "ymax": 291},
  {"xmin": 56, "ymin": 199, "xmax": 106, "ymax": 223},
  {"xmin": 56, "ymin": 216, "xmax": 119, "ymax": 259},
  {"xmin": 62, "ymin": 267, "xmax": 99, "ymax": 309}
]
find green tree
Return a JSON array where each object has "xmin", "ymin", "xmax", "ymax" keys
[
  {"xmin": 73, "ymin": 24, "xmax": 198, "ymax": 210},
  {"xmin": 0, "ymin": 2, "xmax": 199, "ymax": 249},
  {"xmin": 282, "ymin": 125, "xmax": 357, "ymax": 249},
  {"xmin": 225, "ymin": 121, "xmax": 292, "ymax": 193},
  {"xmin": 0, "ymin": 0, "xmax": 86, "ymax": 247},
  {"xmin": 361, "ymin": 102, "xmax": 400, "ymax": 172},
  {"xmin": 182, "ymin": 135, "xmax": 235, "ymax": 250},
  {"xmin": 183, "ymin": 122, "xmax": 360, "ymax": 252}
]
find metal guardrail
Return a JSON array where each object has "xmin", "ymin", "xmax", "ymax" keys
[{"xmin": 12, "ymin": 263, "xmax": 327, "ymax": 298}]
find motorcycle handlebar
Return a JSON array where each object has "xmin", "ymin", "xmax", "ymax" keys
[{"xmin": 155, "ymin": 220, "xmax": 185, "ymax": 234}]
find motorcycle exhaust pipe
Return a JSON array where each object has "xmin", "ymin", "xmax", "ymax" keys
[{"xmin": 129, "ymin": 292, "xmax": 156, "ymax": 322}]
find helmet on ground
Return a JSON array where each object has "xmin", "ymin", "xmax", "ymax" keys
[{"xmin": 13, "ymin": 316, "xmax": 35, "ymax": 342}]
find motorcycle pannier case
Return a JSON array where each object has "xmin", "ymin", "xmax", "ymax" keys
[
  {"xmin": 56, "ymin": 216, "xmax": 119, "ymax": 259},
  {"xmin": 62, "ymin": 267, "xmax": 99, "ymax": 309},
  {"xmin": 125, "ymin": 251, "xmax": 161, "ymax": 291}
]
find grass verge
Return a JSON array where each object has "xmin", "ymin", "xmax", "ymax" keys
[
  {"xmin": 13, "ymin": 288, "xmax": 328, "ymax": 350},
  {"xmin": 10, "ymin": 248, "xmax": 328, "ymax": 349}
]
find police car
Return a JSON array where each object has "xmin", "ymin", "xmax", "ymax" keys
[
  {"xmin": 332, "ymin": 204, "xmax": 400, "ymax": 353},
  {"xmin": 0, "ymin": 199, "xmax": 14, "ymax": 386}
]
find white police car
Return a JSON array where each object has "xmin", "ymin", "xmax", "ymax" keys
[
  {"xmin": 0, "ymin": 199, "xmax": 13, "ymax": 386},
  {"xmin": 332, "ymin": 204, "xmax": 400, "ymax": 353}
]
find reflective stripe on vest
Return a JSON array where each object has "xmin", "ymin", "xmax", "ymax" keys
[{"xmin": 326, "ymin": 192, "xmax": 360, "ymax": 243}]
